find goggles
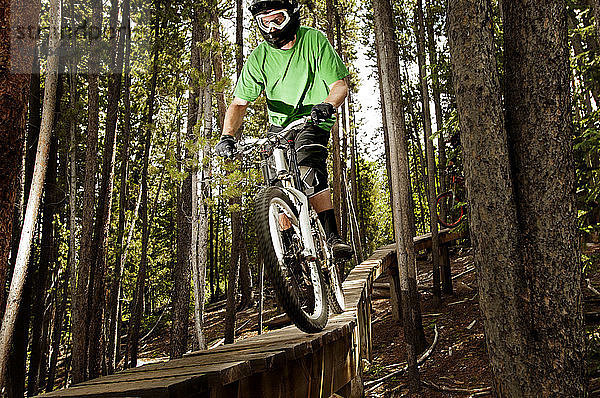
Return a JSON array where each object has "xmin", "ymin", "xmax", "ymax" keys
[{"xmin": 255, "ymin": 9, "xmax": 291, "ymax": 33}]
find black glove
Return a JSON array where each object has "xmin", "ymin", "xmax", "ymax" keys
[
  {"xmin": 310, "ymin": 102, "xmax": 335, "ymax": 124},
  {"xmin": 215, "ymin": 135, "xmax": 237, "ymax": 159}
]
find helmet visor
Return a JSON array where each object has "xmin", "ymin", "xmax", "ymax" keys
[{"xmin": 255, "ymin": 9, "xmax": 291, "ymax": 33}]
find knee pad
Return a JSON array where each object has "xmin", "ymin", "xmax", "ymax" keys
[{"xmin": 299, "ymin": 166, "xmax": 328, "ymax": 197}]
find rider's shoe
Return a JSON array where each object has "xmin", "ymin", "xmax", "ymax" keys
[{"xmin": 327, "ymin": 234, "xmax": 353, "ymax": 260}]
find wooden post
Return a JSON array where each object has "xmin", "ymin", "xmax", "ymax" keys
[
  {"xmin": 441, "ymin": 245, "xmax": 453, "ymax": 294},
  {"xmin": 388, "ymin": 256, "xmax": 402, "ymax": 322},
  {"xmin": 258, "ymin": 260, "xmax": 264, "ymax": 335}
]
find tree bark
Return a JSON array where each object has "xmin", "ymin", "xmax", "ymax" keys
[
  {"xmin": 66, "ymin": 3, "xmax": 79, "ymax": 313},
  {"xmin": 425, "ymin": 0, "xmax": 450, "ymax": 294},
  {"xmin": 373, "ymin": 0, "xmax": 423, "ymax": 391},
  {"xmin": 27, "ymin": 112, "xmax": 59, "ymax": 396},
  {"xmin": 449, "ymin": 0, "xmax": 585, "ymax": 395},
  {"xmin": 191, "ymin": 11, "xmax": 212, "ymax": 348},
  {"xmin": 325, "ymin": 0, "xmax": 343, "ymax": 232},
  {"xmin": 86, "ymin": 0, "xmax": 125, "ymax": 379},
  {"xmin": 502, "ymin": 0, "xmax": 585, "ymax": 394},
  {"xmin": 128, "ymin": 5, "xmax": 159, "ymax": 367},
  {"xmin": 7, "ymin": 279, "xmax": 30, "ymax": 398},
  {"xmin": 448, "ymin": 2, "xmax": 525, "ymax": 395},
  {"xmin": 106, "ymin": 0, "xmax": 130, "ymax": 373},
  {"xmin": 0, "ymin": 0, "xmax": 59, "ymax": 383},
  {"xmin": 235, "ymin": 0, "xmax": 243, "ymax": 78},
  {"xmin": 593, "ymin": 0, "xmax": 600, "ymax": 46},
  {"xmin": 71, "ymin": 0, "xmax": 102, "ymax": 382},
  {"xmin": 415, "ymin": 0, "xmax": 441, "ymax": 306},
  {"xmin": 212, "ymin": 18, "xmax": 226, "ymax": 131},
  {"xmin": 0, "ymin": 0, "xmax": 40, "ymax": 320},
  {"xmin": 46, "ymin": 230, "xmax": 70, "ymax": 392},
  {"xmin": 224, "ymin": 210, "xmax": 242, "ymax": 344},
  {"xmin": 171, "ymin": 9, "xmax": 203, "ymax": 357}
]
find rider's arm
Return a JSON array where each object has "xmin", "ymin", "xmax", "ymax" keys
[
  {"xmin": 223, "ymin": 97, "xmax": 250, "ymax": 139},
  {"xmin": 323, "ymin": 78, "xmax": 348, "ymax": 109}
]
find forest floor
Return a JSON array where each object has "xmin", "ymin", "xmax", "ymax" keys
[{"xmin": 135, "ymin": 243, "xmax": 600, "ymax": 398}]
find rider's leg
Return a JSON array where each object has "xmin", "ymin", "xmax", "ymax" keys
[
  {"xmin": 294, "ymin": 124, "xmax": 353, "ymax": 259},
  {"xmin": 299, "ymin": 167, "xmax": 352, "ymax": 259}
]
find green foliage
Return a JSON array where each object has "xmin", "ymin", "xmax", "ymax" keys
[
  {"xmin": 357, "ymin": 156, "xmax": 394, "ymax": 253},
  {"xmin": 574, "ymin": 110, "xmax": 600, "ymax": 237}
]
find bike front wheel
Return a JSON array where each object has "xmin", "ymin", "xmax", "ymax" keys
[
  {"xmin": 254, "ymin": 187, "xmax": 329, "ymax": 333},
  {"xmin": 311, "ymin": 215, "xmax": 345, "ymax": 314}
]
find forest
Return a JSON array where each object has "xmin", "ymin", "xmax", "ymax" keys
[{"xmin": 0, "ymin": 0, "xmax": 598, "ymax": 396}]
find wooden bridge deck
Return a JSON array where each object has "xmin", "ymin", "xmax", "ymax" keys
[{"xmin": 40, "ymin": 228, "xmax": 466, "ymax": 398}]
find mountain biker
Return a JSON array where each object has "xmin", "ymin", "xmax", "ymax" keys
[{"xmin": 215, "ymin": 0, "xmax": 353, "ymax": 260}]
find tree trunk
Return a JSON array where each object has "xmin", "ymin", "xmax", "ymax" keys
[
  {"xmin": 171, "ymin": 16, "xmax": 202, "ymax": 357},
  {"xmin": 87, "ymin": 0, "xmax": 125, "ymax": 379},
  {"xmin": 425, "ymin": 0, "xmax": 450, "ymax": 293},
  {"xmin": 237, "ymin": 238, "xmax": 253, "ymax": 308},
  {"xmin": 502, "ymin": 0, "xmax": 585, "ymax": 394},
  {"xmin": 569, "ymin": 15, "xmax": 600, "ymax": 112},
  {"xmin": 415, "ymin": 0, "xmax": 441, "ymax": 306},
  {"xmin": 449, "ymin": 0, "xmax": 585, "ymax": 395},
  {"xmin": 66, "ymin": 26, "xmax": 79, "ymax": 314},
  {"xmin": 214, "ymin": 199, "xmax": 221, "ymax": 299},
  {"xmin": 325, "ymin": 0, "xmax": 343, "ymax": 232},
  {"xmin": 106, "ymin": 0, "xmax": 130, "ymax": 373},
  {"xmin": 449, "ymin": 3, "xmax": 524, "ymax": 395},
  {"xmin": 46, "ymin": 232, "xmax": 70, "ymax": 392},
  {"xmin": 128, "ymin": 6, "xmax": 159, "ymax": 367},
  {"xmin": 212, "ymin": 12, "xmax": 226, "ymax": 130},
  {"xmin": 209, "ymin": 207, "xmax": 215, "ymax": 300},
  {"xmin": 7, "ymin": 281, "xmax": 30, "ymax": 398},
  {"xmin": 0, "ymin": 0, "xmax": 40, "ymax": 320},
  {"xmin": 346, "ymin": 90, "xmax": 363, "ymax": 263},
  {"xmin": 588, "ymin": 0, "xmax": 600, "ymax": 48},
  {"xmin": 235, "ymin": 0, "xmax": 243, "ymax": 78},
  {"xmin": 224, "ymin": 211, "xmax": 241, "ymax": 344},
  {"xmin": 404, "ymin": 84, "xmax": 428, "ymax": 234},
  {"xmin": 0, "ymin": 0, "xmax": 60, "ymax": 384},
  {"xmin": 191, "ymin": 12, "xmax": 212, "ymax": 348},
  {"xmin": 71, "ymin": 0, "xmax": 102, "ymax": 382},
  {"xmin": 373, "ymin": 0, "xmax": 423, "ymax": 391},
  {"xmin": 27, "ymin": 115, "xmax": 59, "ymax": 396}
]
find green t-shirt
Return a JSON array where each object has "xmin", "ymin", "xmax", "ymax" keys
[{"xmin": 233, "ymin": 26, "xmax": 349, "ymax": 131}]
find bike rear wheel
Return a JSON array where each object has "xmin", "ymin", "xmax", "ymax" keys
[
  {"xmin": 255, "ymin": 187, "xmax": 329, "ymax": 333},
  {"xmin": 436, "ymin": 191, "xmax": 466, "ymax": 228}
]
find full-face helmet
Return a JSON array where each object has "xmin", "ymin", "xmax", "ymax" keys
[{"xmin": 249, "ymin": 0, "xmax": 300, "ymax": 49}]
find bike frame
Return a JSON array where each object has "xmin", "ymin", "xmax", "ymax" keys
[{"xmin": 255, "ymin": 117, "xmax": 319, "ymax": 261}]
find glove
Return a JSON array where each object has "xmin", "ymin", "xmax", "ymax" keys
[
  {"xmin": 215, "ymin": 134, "xmax": 237, "ymax": 159},
  {"xmin": 310, "ymin": 102, "xmax": 335, "ymax": 124}
]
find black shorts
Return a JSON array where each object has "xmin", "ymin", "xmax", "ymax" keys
[
  {"xmin": 269, "ymin": 123, "xmax": 330, "ymax": 195},
  {"xmin": 294, "ymin": 124, "xmax": 329, "ymax": 170}
]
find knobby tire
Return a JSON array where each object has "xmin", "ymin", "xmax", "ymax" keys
[{"xmin": 254, "ymin": 186, "xmax": 329, "ymax": 333}]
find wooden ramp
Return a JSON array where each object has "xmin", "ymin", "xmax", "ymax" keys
[{"xmin": 40, "ymin": 229, "xmax": 466, "ymax": 398}]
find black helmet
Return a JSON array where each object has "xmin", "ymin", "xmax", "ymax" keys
[{"xmin": 249, "ymin": 0, "xmax": 300, "ymax": 49}]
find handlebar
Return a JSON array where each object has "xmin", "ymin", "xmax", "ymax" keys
[{"xmin": 233, "ymin": 116, "xmax": 312, "ymax": 157}]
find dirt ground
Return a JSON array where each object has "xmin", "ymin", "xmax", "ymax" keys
[
  {"xmin": 136, "ymin": 243, "xmax": 600, "ymax": 397},
  {"xmin": 365, "ymin": 247, "xmax": 494, "ymax": 397}
]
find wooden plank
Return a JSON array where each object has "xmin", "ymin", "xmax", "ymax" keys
[
  {"xmin": 40, "ymin": 372, "xmax": 210, "ymax": 397},
  {"xmin": 413, "ymin": 227, "xmax": 467, "ymax": 251}
]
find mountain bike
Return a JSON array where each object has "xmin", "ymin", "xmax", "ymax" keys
[
  {"xmin": 232, "ymin": 116, "xmax": 345, "ymax": 333},
  {"xmin": 436, "ymin": 171, "xmax": 467, "ymax": 228}
]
